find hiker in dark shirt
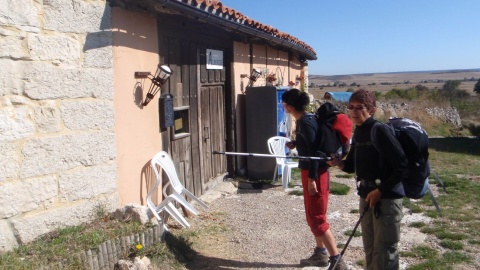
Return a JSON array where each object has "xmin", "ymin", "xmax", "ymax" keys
[
  {"xmin": 282, "ymin": 89, "xmax": 347, "ymax": 270},
  {"xmin": 328, "ymin": 89, "xmax": 408, "ymax": 270}
]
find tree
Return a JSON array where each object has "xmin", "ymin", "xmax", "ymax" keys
[
  {"xmin": 474, "ymin": 78, "xmax": 480, "ymax": 94},
  {"xmin": 442, "ymin": 80, "xmax": 461, "ymax": 98}
]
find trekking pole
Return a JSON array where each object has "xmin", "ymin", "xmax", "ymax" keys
[
  {"xmin": 213, "ymin": 151, "xmax": 331, "ymax": 161},
  {"xmin": 332, "ymin": 204, "xmax": 370, "ymax": 269}
]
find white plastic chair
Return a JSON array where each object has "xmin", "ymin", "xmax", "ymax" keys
[
  {"xmin": 267, "ymin": 136, "xmax": 299, "ymax": 189},
  {"xmin": 152, "ymin": 151, "xmax": 208, "ymax": 214},
  {"xmin": 146, "ymin": 174, "xmax": 190, "ymax": 230}
]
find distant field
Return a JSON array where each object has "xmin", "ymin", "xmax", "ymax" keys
[{"xmin": 308, "ymin": 69, "xmax": 480, "ymax": 99}]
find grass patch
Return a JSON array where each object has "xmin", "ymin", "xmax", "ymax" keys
[
  {"xmin": 349, "ymin": 209, "xmax": 359, "ymax": 214},
  {"xmin": 405, "ymin": 137, "xmax": 480, "ymax": 269},
  {"xmin": 440, "ymin": 240, "xmax": 464, "ymax": 250},
  {"xmin": 0, "ymin": 214, "xmax": 155, "ymax": 269},
  {"xmin": 330, "ymin": 181, "xmax": 350, "ymax": 195},
  {"xmin": 344, "ymin": 229, "xmax": 361, "ymax": 237},
  {"xmin": 355, "ymin": 259, "xmax": 365, "ymax": 267},
  {"xmin": 336, "ymin": 173, "xmax": 354, "ymax": 179},
  {"xmin": 409, "ymin": 221, "xmax": 426, "ymax": 228},
  {"xmin": 288, "ymin": 189, "xmax": 303, "ymax": 196},
  {"xmin": 401, "ymin": 245, "xmax": 438, "ymax": 259},
  {"xmin": 442, "ymin": 251, "xmax": 471, "ymax": 264}
]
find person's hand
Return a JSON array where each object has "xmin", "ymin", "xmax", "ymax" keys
[
  {"xmin": 327, "ymin": 155, "xmax": 341, "ymax": 167},
  {"xmin": 285, "ymin": 141, "xmax": 296, "ymax": 149},
  {"xmin": 307, "ymin": 178, "xmax": 318, "ymax": 195},
  {"xmin": 365, "ymin": 189, "xmax": 382, "ymax": 208}
]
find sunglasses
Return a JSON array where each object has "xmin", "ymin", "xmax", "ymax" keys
[{"xmin": 347, "ymin": 104, "xmax": 367, "ymax": 111}]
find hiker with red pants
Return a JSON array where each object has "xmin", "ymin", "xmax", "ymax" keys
[
  {"xmin": 282, "ymin": 88, "xmax": 347, "ymax": 270},
  {"xmin": 328, "ymin": 89, "xmax": 408, "ymax": 270}
]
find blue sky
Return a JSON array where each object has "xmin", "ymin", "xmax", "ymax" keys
[{"xmin": 221, "ymin": 0, "xmax": 480, "ymax": 75}]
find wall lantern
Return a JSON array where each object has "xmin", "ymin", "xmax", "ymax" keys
[
  {"xmin": 241, "ymin": 68, "xmax": 262, "ymax": 87},
  {"xmin": 135, "ymin": 64, "xmax": 173, "ymax": 106},
  {"xmin": 248, "ymin": 68, "xmax": 262, "ymax": 87}
]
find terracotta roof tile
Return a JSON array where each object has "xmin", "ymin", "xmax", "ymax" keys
[
  {"xmin": 108, "ymin": 0, "xmax": 316, "ymax": 59},
  {"xmin": 177, "ymin": 0, "xmax": 316, "ymax": 57}
]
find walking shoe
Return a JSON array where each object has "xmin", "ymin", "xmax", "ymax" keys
[
  {"xmin": 328, "ymin": 255, "xmax": 348, "ymax": 270},
  {"xmin": 299, "ymin": 247, "xmax": 328, "ymax": 267}
]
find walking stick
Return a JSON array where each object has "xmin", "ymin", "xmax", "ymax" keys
[
  {"xmin": 213, "ymin": 151, "xmax": 331, "ymax": 161},
  {"xmin": 332, "ymin": 205, "xmax": 370, "ymax": 269}
]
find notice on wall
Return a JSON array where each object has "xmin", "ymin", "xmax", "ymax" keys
[{"xmin": 206, "ymin": 49, "xmax": 223, "ymax": 70}]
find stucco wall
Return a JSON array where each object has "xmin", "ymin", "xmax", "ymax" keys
[
  {"xmin": 111, "ymin": 8, "xmax": 163, "ymax": 207},
  {"xmin": 232, "ymin": 41, "xmax": 304, "ymax": 174},
  {"xmin": 0, "ymin": 0, "xmax": 117, "ymax": 251}
]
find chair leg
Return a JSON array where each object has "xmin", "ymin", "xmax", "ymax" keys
[
  {"xmin": 164, "ymin": 202, "xmax": 190, "ymax": 228},
  {"xmin": 170, "ymin": 193, "xmax": 200, "ymax": 215},
  {"xmin": 272, "ymin": 164, "xmax": 278, "ymax": 182},
  {"xmin": 183, "ymin": 189, "xmax": 208, "ymax": 209},
  {"xmin": 282, "ymin": 165, "xmax": 289, "ymax": 189}
]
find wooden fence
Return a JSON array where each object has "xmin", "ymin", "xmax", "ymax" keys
[{"xmin": 40, "ymin": 223, "xmax": 165, "ymax": 270}]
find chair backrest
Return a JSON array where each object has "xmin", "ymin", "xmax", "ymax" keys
[
  {"xmin": 267, "ymin": 136, "xmax": 291, "ymax": 165},
  {"xmin": 151, "ymin": 151, "xmax": 184, "ymax": 194}
]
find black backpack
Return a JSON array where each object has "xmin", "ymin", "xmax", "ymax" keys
[
  {"xmin": 316, "ymin": 102, "xmax": 353, "ymax": 158},
  {"xmin": 371, "ymin": 117, "xmax": 430, "ymax": 199}
]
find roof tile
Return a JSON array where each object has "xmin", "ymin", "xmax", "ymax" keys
[{"xmin": 175, "ymin": 0, "xmax": 316, "ymax": 56}]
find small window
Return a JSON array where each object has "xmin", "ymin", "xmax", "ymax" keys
[{"xmin": 172, "ymin": 106, "xmax": 190, "ymax": 140}]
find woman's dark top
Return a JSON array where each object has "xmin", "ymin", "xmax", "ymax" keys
[
  {"xmin": 295, "ymin": 113, "xmax": 326, "ymax": 179},
  {"xmin": 342, "ymin": 117, "xmax": 408, "ymax": 199}
]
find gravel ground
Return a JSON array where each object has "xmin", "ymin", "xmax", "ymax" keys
[{"xmin": 177, "ymin": 169, "xmax": 436, "ymax": 270}]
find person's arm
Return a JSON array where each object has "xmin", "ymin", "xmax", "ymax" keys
[
  {"xmin": 298, "ymin": 118, "xmax": 320, "ymax": 180},
  {"xmin": 298, "ymin": 117, "xmax": 320, "ymax": 195},
  {"xmin": 328, "ymin": 142, "xmax": 355, "ymax": 173}
]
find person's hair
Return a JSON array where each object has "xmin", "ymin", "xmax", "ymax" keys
[
  {"xmin": 282, "ymin": 88, "xmax": 310, "ymax": 112},
  {"xmin": 349, "ymin": 89, "xmax": 376, "ymax": 110}
]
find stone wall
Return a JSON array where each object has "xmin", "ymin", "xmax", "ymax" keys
[
  {"xmin": 376, "ymin": 102, "xmax": 462, "ymax": 127},
  {"xmin": 326, "ymin": 101, "xmax": 462, "ymax": 127},
  {"xmin": 0, "ymin": 0, "xmax": 117, "ymax": 252}
]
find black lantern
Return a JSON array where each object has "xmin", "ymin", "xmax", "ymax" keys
[
  {"xmin": 248, "ymin": 68, "xmax": 262, "ymax": 87},
  {"xmin": 135, "ymin": 64, "xmax": 173, "ymax": 106}
]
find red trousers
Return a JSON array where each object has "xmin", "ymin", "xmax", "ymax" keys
[{"xmin": 301, "ymin": 168, "xmax": 330, "ymax": 237}]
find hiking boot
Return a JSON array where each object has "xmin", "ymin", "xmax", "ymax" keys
[
  {"xmin": 300, "ymin": 247, "xmax": 328, "ymax": 267},
  {"xmin": 328, "ymin": 255, "xmax": 348, "ymax": 270}
]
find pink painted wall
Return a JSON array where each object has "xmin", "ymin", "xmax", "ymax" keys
[{"xmin": 112, "ymin": 8, "xmax": 163, "ymax": 206}]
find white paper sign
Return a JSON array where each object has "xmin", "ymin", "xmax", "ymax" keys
[{"xmin": 206, "ymin": 49, "xmax": 223, "ymax": 70}]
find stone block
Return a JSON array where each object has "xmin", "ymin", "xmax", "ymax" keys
[
  {"xmin": 11, "ymin": 194, "xmax": 118, "ymax": 244},
  {"xmin": 0, "ymin": 142, "xmax": 18, "ymax": 182},
  {"xmin": 0, "ymin": 220, "xmax": 18, "ymax": 252},
  {"xmin": 0, "ymin": 35, "xmax": 28, "ymax": 59},
  {"xmin": 24, "ymin": 62, "xmax": 114, "ymax": 100},
  {"xmin": 34, "ymin": 104, "xmax": 61, "ymax": 133},
  {"xmin": 0, "ymin": 175, "xmax": 57, "ymax": 219},
  {"xmin": 21, "ymin": 131, "xmax": 117, "ymax": 178},
  {"xmin": 0, "ymin": 0, "xmax": 39, "ymax": 28},
  {"xmin": 61, "ymin": 100, "xmax": 114, "ymax": 130},
  {"xmin": 27, "ymin": 33, "xmax": 81, "ymax": 63},
  {"xmin": 0, "ymin": 59, "xmax": 26, "ymax": 97},
  {"xmin": 59, "ymin": 164, "xmax": 117, "ymax": 201},
  {"xmin": 44, "ymin": 0, "xmax": 111, "ymax": 33},
  {"xmin": 0, "ymin": 106, "xmax": 35, "ymax": 141},
  {"xmin": 84, "ymin": 32, "xmax": 113, "ymax": 69}
]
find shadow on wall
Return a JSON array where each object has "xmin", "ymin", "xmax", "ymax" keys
[
  {"xmin": 133, "ymin": 82, "xmax": 144, "ymax": 108},
  {"xmin": 83, "ymin": 3, "xmax": 113, "ymax": 52},
  {"xmin": 83, "ymin": 4, "xmax": 159, "ymax": 54},
  {"xmin": 140, "ymin": 160, "xmax": 157, "ymax": 206}
]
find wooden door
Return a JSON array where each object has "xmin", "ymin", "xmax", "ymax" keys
[{"xmin": 200, "ymin": 85, "xmax": 226, "ymax": 183}]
